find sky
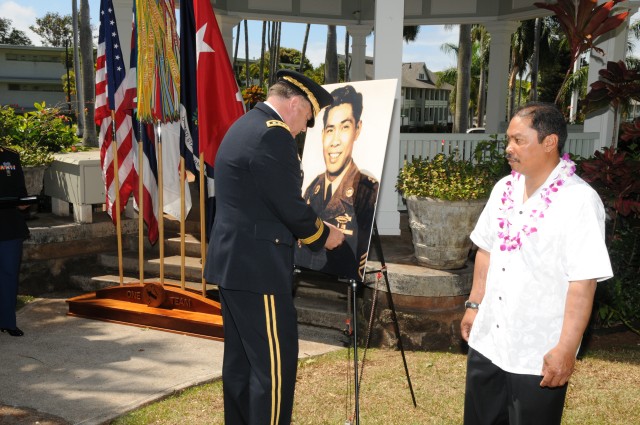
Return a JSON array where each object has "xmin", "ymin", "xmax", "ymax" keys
[
  {"xmin": 0, "ymin": 0, "xmax": 460, "ymax": 72},
  {"xmin": 3, "ymin": 0, "xmax": 640, "ymax": 73}
]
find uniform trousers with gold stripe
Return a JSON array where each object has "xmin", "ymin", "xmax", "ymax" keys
[{"xmin": 219, "ymin": 287, "xmax": 298, "ymax": 425}]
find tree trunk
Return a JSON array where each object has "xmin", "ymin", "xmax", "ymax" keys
[
  {"xmin": 325, "ymin": 25, "xmax": 338, "ymax": 84},
  {"xmin": 477, "ymin": 67, "xmax": 487, "ymax": 128},
  {"xmin": 80, "ymin": 0, "xmax": 96, "ymax": 147},
  {"xmin": 71, "ymin": 0, "xmax": 84, "ymax": 137},
  {"xmin": 259, "ymin": 21, "xmax": 266, "ymax": 87},
  {"xmin": 344, "ymin": 30, "xmax": 350, "ymax": 82},
  {"xmin": 299, "ymin": 24, "xmax": 310, "ymax": 73},
  {"xmin": 244, "ymin": 20, "xmax": 249, "ymax": 88},
  {"xmin": 269, "ymin": 22, "xmax": 281, "ymax": 86},
  {"xmin": 507, "ymin": 65, "xmax": 519, "ymax": 119},
  {"xmin": 233, "ymin": 23, "xmax": 240, "ymax": 81},
  {"xmin": 530, "ymin": 17, "xmax": 541, "ymax": 101},
  {"xmin": 454, "ymin": 24, "xmax": 471, "ymax": 133}
]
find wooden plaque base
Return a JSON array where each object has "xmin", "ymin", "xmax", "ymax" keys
[{"xmin": 66, "ymin": 283, "xmax": 224, "ymax": 340}]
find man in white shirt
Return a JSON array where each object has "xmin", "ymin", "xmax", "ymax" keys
[{"xmin": 461, "ymin": 102, "xmax": 613, "ymax": 424}]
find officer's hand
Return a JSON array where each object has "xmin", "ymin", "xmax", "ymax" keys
[{"xmin": 324, "ymin": 222, "xmax": 345, "ymax": 250}]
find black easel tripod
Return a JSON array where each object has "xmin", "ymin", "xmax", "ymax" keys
[{"xmin": 344, "ymin": 222, "xmax": 417, "ymax": 424}]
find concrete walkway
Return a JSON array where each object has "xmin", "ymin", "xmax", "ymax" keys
[{"xmin": 0, "ymin": 296, "xmax": 343, "ymax": 425}]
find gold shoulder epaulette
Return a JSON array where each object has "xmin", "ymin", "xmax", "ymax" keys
[{"xmin": 266, "ymin": 120, "xmax": 290, "ymax": 132}]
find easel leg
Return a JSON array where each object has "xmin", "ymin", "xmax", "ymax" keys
[
  {"xmin": 351, "ymin": 279, "xmax": 360, "ymax": 425},
  {"xmin": 371, "ymin": 222, "xmax": 417, "ymax": 407}
]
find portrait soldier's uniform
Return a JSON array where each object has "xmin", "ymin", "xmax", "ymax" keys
[
  {"xmin": 204, "ymin": 69, "xmax": 337, "ymax": 425},
  {"xmin": 296, "ymin": 161, "xmax": 378, "ymax": 280}
]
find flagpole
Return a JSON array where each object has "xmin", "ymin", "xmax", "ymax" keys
[
  {"xmin": 180, "ymin": 156, "xmax": 186, "ymax": 290},
  {"xmin": 156, "ymin": 123, "xmax": 165, "ymax": 285},
  {"xmin": 138, "ymin": 122, "xmax": 145, "ymax": 285},
  {"xmin": 111, "ymin": 113, "xmax": 124, "ymax": 286},
  {"xmin": 199, "ymin": 153, "xmax": 207, "ymax": 297}
]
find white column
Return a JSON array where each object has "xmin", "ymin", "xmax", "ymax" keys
[
  {"xmin": 216, "ymin": 14, "xmax": 242, "ymax": 63},
  {"xmin": 346, "ymin": 25, "xmax": 372, "ymax": 82},
  {"xmin": 483, "ymin": 21, "xmax": 519, "ymax": 134},
  {"xmin": 373, "ymin": 0, "xmax": 404, "ymax": 236},
  {"xmin": 584, "ymin": 6, "xmax": 638, "ymax": 151}
]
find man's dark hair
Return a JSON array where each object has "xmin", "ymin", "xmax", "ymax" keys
[
  {"xmin": 512, "ymin": 102, "xmax": 567, "ymax": 153},
  {"xmin": 322, "ymin": 85, "xmax": 363, "ymax": 128}
]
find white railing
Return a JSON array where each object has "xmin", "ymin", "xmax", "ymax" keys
[{"xmin": 396, "ymin": 132, "xmax": 600, "ymax": 209}]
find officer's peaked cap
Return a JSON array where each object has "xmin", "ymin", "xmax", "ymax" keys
[{"xmin": 276, "ymin": 69, "xmax": 333, "ymax": 128}]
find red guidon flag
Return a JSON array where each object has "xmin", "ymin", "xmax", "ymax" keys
[{"xmin": 194, "ymin": 0, "xmax": 245, "ymax": 169}]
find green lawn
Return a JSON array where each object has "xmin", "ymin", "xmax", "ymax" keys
[{"xmin": 111, "ymin": 343, "xmax": 640, "ymax": 425}]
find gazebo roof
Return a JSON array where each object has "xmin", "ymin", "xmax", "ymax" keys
[{"xmin": 212, "ymin": 0, "xmax": 553, "ymax": 25}]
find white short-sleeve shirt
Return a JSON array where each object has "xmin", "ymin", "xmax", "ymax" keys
[{"xmin": 469, "ymin": 161, "xmax": 613, "ymax": 375}]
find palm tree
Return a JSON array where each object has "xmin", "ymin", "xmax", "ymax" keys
[
  {"xmin": 403, "ymin": 26, "xmax": 420, "ymax": 42},
  {"xmin": 259, "ymin": 21, "xmax": 266, "ymax": 87},
  {"xmin": 233, "ymin": 23, "xmax": 240, "ymax": 80},
  {"xmin": 325, "ymin": 25, "xmax": 338, "ymax": 84},
  {"xmin": 508, "ymin": 20, "xmax": 535, "ymax": 118},
  {"xmin": 72, "ymin": 0, "xmax": 84, "ymax": 137},
  {"xmin": 79, "ymin": 0, "xmax": 95, "ymax": 146},
  {"xmin": 300, "ymin": 24, "xmax": 310, "ymax": 73},
  {"xmin": 268, "ymin": 22, "xmax": 282, "ymax": 86},
  {"xmin": 471, "ymin": 25, "xmax": 489, "ymax": 127},
  {"xmin": 454, "ymin": 24, "xmax": 472, "ymax": 133},
  {"xmin": 530, "ymin": 18, "xmax": 542, "ymax": 101},
  {"xmin": 244, "ymin": 20, "xmax": 249, "ymax": 88}
]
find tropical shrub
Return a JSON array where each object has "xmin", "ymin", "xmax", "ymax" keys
[
  {"xmin": 0, "ymin": 102, "xmax": 80, "ymax": 166},
  {"xmin": 581, "ymin": 145, "xmax": 640, "ymax": 335},
  {"xmin": 396, "ymin": 138, "xmax": 508, "ymax": 201}
]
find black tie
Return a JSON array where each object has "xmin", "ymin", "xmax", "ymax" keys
[{"xmin": 324, "ymin": 184, "xmax": 332, "ymax": 207}]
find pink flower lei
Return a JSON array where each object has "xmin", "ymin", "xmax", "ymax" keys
[{"xmin": 497, "ymin": 153, "xmax": 576, "ymax": 251}]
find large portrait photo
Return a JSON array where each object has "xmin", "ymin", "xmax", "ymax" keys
[{"xmin": 294, "ymin": 79, "xmax": 397, "ymax": 281}]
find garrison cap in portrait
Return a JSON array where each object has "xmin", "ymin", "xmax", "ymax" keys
[{"xmin": 275, "ymin": 69, "xmax": 333, "ymax": 128}]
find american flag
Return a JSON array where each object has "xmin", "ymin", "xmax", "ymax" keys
[{"xmin": 95, "ymin": 0, "xmax": 137, "ymax": 223}]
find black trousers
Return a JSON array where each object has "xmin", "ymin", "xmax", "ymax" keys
[
  {"xmin": 0, "ymin": 238, "xmax": 22, "ymax": 329},
  {"xmin": 219, "ymin": 287, "xmax": 298, "ymax": 425},
  {"xmin": 464, "ymin": 348, "xmax": 568, "ymax": 425}
]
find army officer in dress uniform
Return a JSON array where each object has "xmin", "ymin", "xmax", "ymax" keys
[
  {"xmin": 295, "ymin": 85, "xmax": 379, "ymax": 281},
  {"xmin": 0, "ymin": 146, "xmax": 30, "ymax": 337},
  {"xmin": 204, "ymin": 70, "xmax": 344, "ymax": 425}
]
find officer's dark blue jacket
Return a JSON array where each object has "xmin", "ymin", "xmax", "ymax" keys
[{"xmin": 204, "ymin": 103, "xmax": 329, "ymax": 294}]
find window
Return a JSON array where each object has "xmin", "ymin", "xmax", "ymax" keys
[
  {"xmin": 6, "ymin": 53, "xmax": 62, "ymax": 63},
  {"xmin": 8, "ymin": 83, "xmax": 62, "ymax": 92}
]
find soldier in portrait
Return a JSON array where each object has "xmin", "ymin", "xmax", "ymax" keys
[{"xmin": 295, "ymin": 85, "xmax": 379, "ymax": 281}]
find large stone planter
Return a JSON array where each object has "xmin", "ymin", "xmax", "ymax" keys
[
  {"xmin": 405, "ymin": 195, "xmax": 486, "ymax": 270},
  {"xmin": 23, "ymin": 165, "xmax": 48, "ymax": 196}
]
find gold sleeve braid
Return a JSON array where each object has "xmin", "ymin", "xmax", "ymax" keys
[{"xmin": 299, "ymin": 218, "xmax": 324, "ymax": 245}]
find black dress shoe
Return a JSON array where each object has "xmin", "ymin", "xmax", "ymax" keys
[{"xmin": 1, "ymin": 327, "xmax": 24, "ymax": 337}]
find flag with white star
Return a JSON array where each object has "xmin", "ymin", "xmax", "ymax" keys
[{"xmin": 194, "ymin": 0, "xmax": 245, "ymax": 169}]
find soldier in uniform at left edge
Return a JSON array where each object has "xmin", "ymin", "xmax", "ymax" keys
[{"xmin": 0, "ymin": 146, "xmax": 30, "ymax": 337}]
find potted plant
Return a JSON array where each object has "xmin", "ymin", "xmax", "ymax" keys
[{"xmin": 396, "ymin": 140, "xmax": 508, "ymax": 269}]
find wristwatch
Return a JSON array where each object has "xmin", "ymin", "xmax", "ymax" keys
[{"xmin": 464, "ymin": 300, "xmax": 480, "ymax": 310}]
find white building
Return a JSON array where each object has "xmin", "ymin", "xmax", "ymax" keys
[
  {"xmin": 398, "ymin": 62, "xmax": 452, "ymax": 131},
  {"xmin": 0, "ymin": 44, "xmax": 69, "ymax": 111}
]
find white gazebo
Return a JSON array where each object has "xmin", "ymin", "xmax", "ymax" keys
[{"xmin": 113, "ymin": 0, "xmax": 640, "ymax": 235}]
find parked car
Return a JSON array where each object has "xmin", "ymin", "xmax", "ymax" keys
[{"xmin": 466, "ymin": 127, "xmax": 485, "ymax": 134}]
